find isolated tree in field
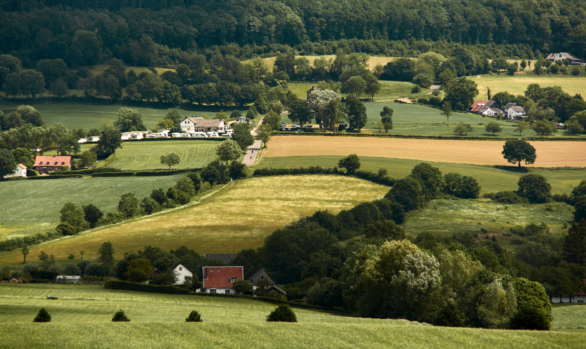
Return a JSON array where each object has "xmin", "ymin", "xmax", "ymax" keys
[
  {"xmin": 160, "ymin": 153, "xmax": 181, "ymax": 169},
  {"xmin": 341, "ymin": 76, "xmax": 366, "ymax": 97},
  {"xmin": 517, "ymin": 173, "xmax": 551, "ymax": 204},
  {"xmin": 516, "ymin": 121, "xmax": 529, "ymax": 135},
  {"xmin": 532, "ymin": 120, "xmax": 553, "ymax": 136},
  {"xmin": 485, "ymin": 121, "xmax": 503, "ymax": 136},
  {"xmin": 118, "ymin": 193, "xmax": 140, "ymax": 218},
  {"xmin": 22, "ymin": 245, "xmax": 29, "ymax": 263},
  {"xmin": 33, "ymin": 308, "xmax": 51, "ymax": 322},
  {"xmin": 232, "ymin": 123, "xmax": 255, "ymax": 151},
  {"xmin": 502, "ymin": 139, "xmax": 536, "ymax": 168},
  {"xmin": 380, "ymin": 106, "xmax": 393, "ymax": 132},
  {"xmin": 441, "ymin": 102, "xmax": 452, "ymax": 125},
  {"xmin": 255, "ymin": 124, "xmax": 273, "ymax": 148},
  {"xmin": 454, "ymin": 123, "xmax": 473, "ymax": 136},
  {"xmin": 112, "ymin": 310, "xmax": 130, "ymax": 322},
  {"xmin": 98, "ymin": 241, "xmax": 115, "ymax": 267},
  {"xmin": 338, "ymin": 154, "xmax": 360, "ymax": 174},
  {"xmin": 114, "ymin": 108, "xmax": 145, "ymax": 132},
  {"xmin": 68, "ymin": 253, "xmax": 75, "ymax": 261},
  {"xmin": 186, "ymin": 310, "xmax": 202, "ymax": 322},
  {"xmin": 216, "ymin": 139, "xmax": 242, "ymax": 163},
  {"xmin": 0, "ymin": 148, "xmax": 16, "ymax": 178},
  {"xmin": 267, "ymin": 304, "xmax": 297, "ymax": 322},
  {"xmin": 60, "ymin": 202, "xmax": 88, "ymax": 232},
  {"xmin": 83, "ymin": 204, "xmax": 103, "ymax": 228}
]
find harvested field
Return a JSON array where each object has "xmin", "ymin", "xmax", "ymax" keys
[{"xmin": 264, "ymin": 136, "xmax": 586, "ymax": 167}]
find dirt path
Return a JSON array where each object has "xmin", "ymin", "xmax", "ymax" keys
[{"xmin": 264, "ymin": 136, "xmax": 586, "ymax": 167}]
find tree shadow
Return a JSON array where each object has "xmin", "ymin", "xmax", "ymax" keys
[{"xmin": 492, "ymin": 165, "xmax": 529, "ymax": 173}]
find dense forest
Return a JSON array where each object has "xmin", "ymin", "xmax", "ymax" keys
[{"xmin": 1, "ymin": 0, "xmax": 586, "ymax": 68}]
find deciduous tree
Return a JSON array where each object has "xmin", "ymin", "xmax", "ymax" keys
[{"xmin": 502, "ymin": 140, "xmax": 536, "ymax": 168}]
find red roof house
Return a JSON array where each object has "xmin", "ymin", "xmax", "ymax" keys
[
  {"xmin": 202, "ymin": 266, "xmax": 243, "ymax": 294},
  {"xmin": 33, "ymin": 156, "xmax": 72, "ymax": 174}
]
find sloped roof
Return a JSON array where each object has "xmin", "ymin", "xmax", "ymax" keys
[
  {"xmin": 33, "ymin": 156, "xmax": 71, "ymax": 168},
  {"xmin": 470, "ymin": 100, "xmax": 492, "ymax": 112},
  {"xmin": 512, "ymin": 106, "xmax": 525, "ymax": 112},
  {"xmin": 171, "ymin": 261, "xmax": 193, "ymax": 275},
  {"xmin": 267, "ymin": 285, "xmax": 287, "ymax": 295},
  {"xmin": 248, "ymin": 268, "xmax": 275, "ymax": 286},
  {"xmin": 202, "ymin": 266, "xmax": 243, "ymax": 289},
  {"xmin": 17, "ymin": 164, "xmax": 26, "ymax": 169}
]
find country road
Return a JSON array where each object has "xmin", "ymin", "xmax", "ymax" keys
[{"xmin": 242, "ymin": 118, "xmax": 263, "ymax": 166}]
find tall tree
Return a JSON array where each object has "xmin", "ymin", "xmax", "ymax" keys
[
  {"xmin": 502, "ymin": 140, "xmax": 536, "ymax": 168},
  {"xmin": 232, "ymin": 123, "xmax": 255, "ymax": 151},
  {"xmin": 0, "ymin": 149, "xmax": 16, "ymax": 178},
  {"xmin": 345, "ymin": 95, "xmax": 367, "ymax": 131},
  {"xmin": 380, "ymin": 106, "xmax": 393, "ymax": 132},
  {"xmin": 442, "ymin": 102, "xmax": 452, "ymax": 125},
  {"xmin": 98, "ymin": 241, "xmax": 115, "ymax": 267}
]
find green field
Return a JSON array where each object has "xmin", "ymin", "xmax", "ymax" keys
[
  {"xmin": 254, "ymin": 156, "xmax": 586, "ymax": 195},
  {"xmin": 402, "ymin": 199, "xmax": 573, "ymax": 238},
  {"xmin": 0, "ymin": 175, "xmax": 185, "ymax": 240},
  {"xmin": 0, "ymin": 175, "xmax": 388, "ymax": 266},
  {"xmin": 287, "ymin": 81, "xmax": 424, "ymax": 102},
  {"xmin": 101, "ymin": 140, "xmax": 221, "ymax": 170},
  {"xmin": 0, "ymin": 284, "xmax": 584, "ymax": 349},
  {"xmin": 552, "ymin": 304, "xmax": 586, "ymax": 331},
  {"xmin": 470, "ymin": 75, "xmax": 586, "ymax": 100}
]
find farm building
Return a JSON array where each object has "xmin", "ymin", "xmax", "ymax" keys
[
  {"xmin": 503, "ymin": 103, "xmax": 526, "ymax": 120},
  {"xmin": 56, "ymin": 275, "xmax": 81, "ymax": 284},
  {"xmin": 171, "ymin": 262, "xmax": 193, "ymax": 286},
  {"xmin": 470, "ymin": 100, "xmax": 504, "ymax": 116},
  {"xmin": 248, "ymin": 268, "xmax": 275, "ymax": 288},
  {"xmin": 33, "ymin": 156, "xmax": 71, "ymax": 174},
  {"xmin": 201, "ymin": 266, "xmax": 244, "ymax": 294},
  {"xmin": 3, "ymin": 164, "xmax": 27, "ymax": 179},
  {"xmin": 550, "ymin": 280, "xmax": 586, "ymax": 303},
  {"xmin": 181, "ymin": 117, "xmax": 225, "ymax": 134},
  {"xmin": 546, "ymin": 53, "xmax": 586, "ymax": 66},
  {"xmin": 204, "ymin": 254, "xmax": 236, "ymax": 264}
]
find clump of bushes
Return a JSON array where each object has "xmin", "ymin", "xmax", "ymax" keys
[
  {"xmin": 484, "ymin": 191, "xmax": 528, "ymax": 204},
  {"xmin": 112, "ymin": 310, "xmax": 130, "ymax": 322},
  {"xmin": 33, "ymin": 308, "xmax": 51, "ymax": 322},
  {"xmin": 266, "ymin": 304, "xmax": 297, "ymax": 322},
  {"xmin": 186, "ymin": 310, "xmax": 203, "ymax": 322}
]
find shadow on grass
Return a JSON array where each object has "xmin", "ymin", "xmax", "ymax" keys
[{"xmin": 492, "ymin": 165, "xmax": 529, "ymax": 173}]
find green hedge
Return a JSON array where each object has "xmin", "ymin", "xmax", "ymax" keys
[
  {"xmin": 132, "ymin": 138, "xmax": 224, "ymax": 142},
  {"xmin": 104, "ymin": 279, "xmax": 191, "ymax": 294},
  {"xmin": 0, "ymin": 230, "xmax": 61, "ymax": 252},
  {"xmin": 91, "ymin": 172, "xmax": 135, "ymax": 177},
  {"xmin": 53, "ymin": 168, "xmax": 122, "ymax": 175},
  {"xmin": 30, "ymin": 271, "xmax": 58, "ymax": 280},
  {"xmin": 28, "ymin": 174, "xmax": 83, "ymax": 180},
  {"xmin": 134, "ymin": 169, "xmax": 201, "ymax": 176}
]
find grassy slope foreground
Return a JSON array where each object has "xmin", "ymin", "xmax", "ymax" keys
[
  {"xmin": 0, "ymin": 175, "xmax": 388, "ymax": 266},
  {"xmin": 0, "ymin": 175, "xmax": 185, "ymax": 240},
  {"xmin": 0, "ymin": 284, "xmax": 584, "ymax": 349},
  {"xmin": 101, "ymin": 140, "xmax": 221, "ymax": 170},
  {"xmin": 255, "ymin": 156, "xmax": 586, "ymax": 194}
]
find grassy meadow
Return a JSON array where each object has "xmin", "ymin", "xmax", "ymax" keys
[
  {"xmin": 552, "ymin": 304, "xmax": 586, "ymax": 331},
  {"xmin": 254, "ymin": 155, "xmax": 586, "ymax": 195},
  {"xmin": 101, "ymin": 140, "xmax": 221, "ymax": 170},
  {"xmin": 287, "ymin": 81, "xmax": 423, "ymax": 101},
  {"xmin": 0, "ymin": 284, "xmax": 585, "ymax": 348},
  {"xmin": 0, "ymin": 175, "xmax": 185, "ymax": 240},
  {"xmin": 0, "ymin": 175, "xmax": 388, "ymax": 266},
  {"xmin": 470, "ymin": 75, "xmax": 586, "ymax": 100}
]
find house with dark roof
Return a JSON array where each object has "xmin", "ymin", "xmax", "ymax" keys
[
  {"xmin": 503, "ymin": 103, "xmax": 526, "ymax": 120},
  {"xmin": 180, "ymin": 117, "xmax": 226, "ymax": 134},
  {"xmin": 546, "ymin": 53, "xmax": 586, "ymax": 66},
  {"xmin": 248, "ymin": 269, "xmax": 275, "ymax": 287},
  {"xmin": 33, "ymin": 156, "xmax": 71, "ymax": 174},
  {"xmin": 201, "ymin": 266, "xmax": 244, "ymax": 294},
  {"xmin": 267, "ymin": 285, "xmax": 287, "ymax": 296},
  {"xmin": 204, "ymin": 254, "xmax": 236, "ymax": 264}
]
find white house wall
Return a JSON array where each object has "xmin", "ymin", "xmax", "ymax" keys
[{"xmin": 173, "ymin": 264, "xmax": 193, "ymax": 285}]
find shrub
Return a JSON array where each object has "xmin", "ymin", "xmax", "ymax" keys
[
  {"xmin": 56, "ymin": 222, "xmax": 77, "ymax": 236},
  {"xmin": 33, "ymin": 308, "xmax": 51, "ymax": 322},
  {"xmin": 176, "ymin": 191, "xmax": 191, "ymax": 205},
  {"xmin": 266, "ymin": 304, "xmax": 297, "ymax": 322},
  {"xmin": 186, "ymin": 310, "xmax": 203, "ymax": 322},
  {"xmin": 510, "ymin": 307, "xmax": 550, "ymax": 330},
  {"xmin": 112, "ymin": 310, "xmax": 130, "ymax": 322},
  {"xmin": 485, "ymin": 191, "xmax": 529, "ymax": 204},
  {"xmin": 232, "ymin": 279, "xmax": 253, "ymax": 294},
  {"xmin": 23, "ymin": 263, "xmax": 39, "ymax": 273},
  {"xmin": 517, "ymin": 173, "xmax": 551, "ymax": 204}
]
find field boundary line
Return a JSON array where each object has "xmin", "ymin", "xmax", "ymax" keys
[{"xmin": 273, "ymin": 132, "xmax": 586, "ymax": 142}]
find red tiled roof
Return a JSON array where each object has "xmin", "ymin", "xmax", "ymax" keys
[
  {"xmin": 470, "ymin": 100, "xmax": 489, "ymax": 112},
  {"xmin": 33, "ymin": 156, "xmax": 72, "ymax": 168},
  {"xmin": 17, "ymin": 164, "xmax": 26, "ymax": 169},
  {"xmin": 202, "ymin": 266, "xmax": 243, "ymax": 289}
]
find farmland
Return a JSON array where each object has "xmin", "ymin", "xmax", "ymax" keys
[
  {"xmin": 254, "ymin": 156, "xmax": 586, "ymax": 195},
  {"xmin": 263, "ymin": 136, "xmax": 586, "ymax": 168},
  {"xmin": 287, "ymin": 80, "xmax": 423, "ymax": 101},
  {"xmin": 101, "ymin": 140, "xmax": 221, "ymax": 170},
  {"xmin": 0, "ymin": 284, "xmax": 584, "ymax": 349},
  {"xmin": 0, "ymin": 175, "xmax": 388, "ymax": 266},
  {"xmin": 0, "ymin": 175, "xmax": 185, "ymax": 240},
  {"xmin": 552, "ymin": 304, "xmax": 586, "ymax": 331},
  {"xmin": 470, "ymin": 75, "xmax": 586, "ymax": 100}
]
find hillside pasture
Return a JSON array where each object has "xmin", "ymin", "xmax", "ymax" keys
[
  {"xmin": 101, "ymin": 140, "xmax": 221, "ymax": 170},
  {"xmin": 470, "ymin": 75, "xmax": 586, "ymax": 100},
  {"xmin": 0, "ymin": 175, "xmax": 185, "ymax": 240},
  {"xmin": 263, "ymin": 136, "xmax": 586, "ymax": 168},
  {"xmin": 254, "ymin": 156, "xmax": 586, "ymax": 195},
  {"xmin": 0, "ymin": 175, "xmax": 388, "ymax": 266},
  {"xmin": 0, "ymin": 284, "xmax": 584, "ymax": 349},
  {"xmin": 552, "ymin": 304, "xmax": 586, "ymax": 331}
]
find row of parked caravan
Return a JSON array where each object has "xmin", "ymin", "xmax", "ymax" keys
[{"xmin": 171, "ymin": 131, "xmax": 231, "ymax": 139}]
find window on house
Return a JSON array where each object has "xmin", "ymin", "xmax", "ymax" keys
[
  {"xmin": 179, "ymin": 267, "xmax": 182, "ymax": 271},
  {"xmin": 210, "ymin": 270, "xmax": 213, "ymax": 273},
  {"xmin": 217, "ymin": 269, "xmax": 220, "ymax": 273},
  {"xmin": 210, "ymin": 289, "xmax": 216, "ymax": 293}
]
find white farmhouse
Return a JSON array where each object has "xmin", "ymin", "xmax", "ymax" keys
[
  {"xmin": 3, "ymin": 164, "xmax": 27, "ymax": 179},
  {"xmin": 503, "ymin": 103, "xmax": 526, "ymax": 120},
  {"xmin": 181, "ymin": 117, "xmax": 225, "ymax": 134},
  {"xmin": 172, "ymin": 262, "xmax": 193, "ymax": 286}
]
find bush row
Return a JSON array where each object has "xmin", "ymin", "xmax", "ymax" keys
[
  {"xmin": 52, "ymin": 168, "xmax": 123, "ymax": 175},
  {"xmin": 28, "ymin": 174, "xmax": 83, "ymax": 180},
  {"xmin": 90, "ymin": 169, "xmax": 202, "ymax": 178},
  {"xmin": 104, "ymin": 279, "xmax": 191, "ymax": 294},
  {"xmin": 0, "ymin": 230, "xmax": 61, "ymax": 252},
  {"xmin": 252, "ymin": 167, "xmax": 395, "ymax": 186}
]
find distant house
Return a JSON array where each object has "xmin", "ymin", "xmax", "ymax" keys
[
  {"xmin": 551, "ymin": 280, "xmax": 586, "ymax": 304},
  {"xmin": 33, "ymin": 156, "xmax": 71, "ymax": 174},
  {"xmin": 204, "ymin": 254, "xmax": 236, "ymax": 264},
  {"xmin": 181, "ymin": 117, "xmax": 225, "ymax": 134},
  {"xmin": 503, "ymin": 103, "xmax": 526, "ymax": 120},
  {"xmin": 121, "ymin": 131, "xmax": 149, "ymax": 140},
  {"xmin": 171, "ymin": 262, "xmax": 193, "ymax": 286},
  {"xmin": 470, "ymin": 100, "xmax": 504, "ymax": 116},
  {"xmin": 56, "ymin": 275, "xmax": 81, "ymax": 284},
  {"xmin": 201, "ymin": 266, "xmax": 244, "ymax": 294},
  {"xmin": 236, "ymin": 116, "xmax": 247, "ymax": 124},
  {"xmin": 248, "ymin": 268, "xmax": 275, "ymax": 288},
  {"xmin": 546, "ymin": 53, "xmax": 586, "ymax": 66},
  {"xmin": 3, "ymin": 164, "xmax": 27, "ymax": 179}
]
